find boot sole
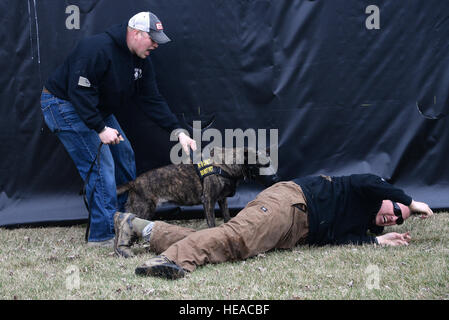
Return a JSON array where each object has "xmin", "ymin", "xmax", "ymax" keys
[{"xmin": 135, "ymin": 264, "xmax": 185, "ymax": 280}]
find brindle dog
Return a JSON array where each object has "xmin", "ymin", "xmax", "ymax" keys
[{"xmin": 117, "ymin": 147, "xmax": 279, "ymax": 227}]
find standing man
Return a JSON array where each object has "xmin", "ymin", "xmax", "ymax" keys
[
  {"xmin": 40, "ymin": 12, "xmax": 196, "ymax": 246},
  {"xmin": 113, "ymin": 173, "xmax": 433, "ymax": 279}
]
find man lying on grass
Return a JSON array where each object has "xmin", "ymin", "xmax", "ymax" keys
[{"xmin": 113, "ymin": 174, "xmax": 434, "ymax": 280}]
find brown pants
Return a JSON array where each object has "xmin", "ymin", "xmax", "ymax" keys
[{"xmin": 149, "ymin": 181, "xmax": 309, "ymax": 272}]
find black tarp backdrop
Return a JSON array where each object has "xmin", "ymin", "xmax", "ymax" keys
[{"xmin": 1, "ymin": 0, "xmax": 448, "ymax": 226}]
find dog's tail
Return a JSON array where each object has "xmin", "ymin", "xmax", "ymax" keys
[{"xmin": 116, "ymin": 182, "xmax": 133, "ymax": 195}]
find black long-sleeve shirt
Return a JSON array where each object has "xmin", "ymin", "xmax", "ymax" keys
[
  {"xmin": 293, "ymin": 174, "xmax": 412, "ymax": 246},
  {"xmin": 45, "ymin": 23, "xmax": 181, "ymax": 133}
]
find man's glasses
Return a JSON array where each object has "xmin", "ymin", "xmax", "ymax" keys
[{"xmin": 391, "ymin": 201, "xmax": 404, "ymax": 225}]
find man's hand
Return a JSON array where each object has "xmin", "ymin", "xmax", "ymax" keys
[
  {"xmin": 376, "ymin": 232, "xmax": 411, "ymax": 247},
  {"xmin": 178, "ymin": 132, "xmax": 197, "ymax": 153},
  {"xmin": 409, "ymin": 200, "xmax": 433, "ymax": 219},
  {"xmin": 99, "ymin": 126, "xmax": 124, "ymax": 145}
]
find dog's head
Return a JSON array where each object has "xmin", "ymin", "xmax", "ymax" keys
[
  {"xmin": 241, "ymin": 148, "xmax": 280, "ymax": 187},
  {"xmin": 209, "ymin": 147, "xmax": 280, "ymax": 187}
]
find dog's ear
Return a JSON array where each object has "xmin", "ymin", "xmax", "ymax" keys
[
  {"xmin": 255, "ymin": 148, "xmax": 272, "ymax": 168},
  {"xmin": 210, "ymin": 146, "xmax": 227, "ymax": 163},
  {"xmin": 243, "ymin": 147, "xmax": 249, "ymax": 161},
  {"xmin": 257, "ymin": 147, "xmax": 270, "ymax": 158},
  {"xmin": 243, "ymin": 147, "xmax": 258, "ymax": 162}
]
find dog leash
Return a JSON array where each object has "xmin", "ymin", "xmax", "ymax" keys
[{"xmin": 83, "ymin": 142, "xmax": 103, "ymax": 242}]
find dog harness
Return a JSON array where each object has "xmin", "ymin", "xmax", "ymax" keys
[{"xmin": 194, "ymin": 159, "xmax": 238, "ymax": 196}]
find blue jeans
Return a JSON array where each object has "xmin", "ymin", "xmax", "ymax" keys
[{"xmin": 40, "ymin": 91, "xmax": 136, "ymax": 242}]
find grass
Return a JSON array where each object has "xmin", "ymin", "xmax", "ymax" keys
[{"xmin": 0, "ymin": 212, "xmax": 448, "ymax": 300}]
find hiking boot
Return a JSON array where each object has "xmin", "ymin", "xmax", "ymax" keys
[
  {"xmin": 135, "ymin": 255, "xmax": 186, "ymax": 280},
  {"xmin": 114, "ymin": 212, "xmax": 139, "ymax": 258}
]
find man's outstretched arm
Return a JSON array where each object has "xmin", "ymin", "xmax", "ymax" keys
[
  {"xmin": 408, "ymin": 200, "xmax": 433, "ymax": 219},
  {"xmin": 376, "ymin": 232, "xmax": 411, "ymax": 246}
]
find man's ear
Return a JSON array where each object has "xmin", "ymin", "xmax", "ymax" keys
[{"xmin": 127, "ymin": 28, "xmax": 138, "ymax": 44}]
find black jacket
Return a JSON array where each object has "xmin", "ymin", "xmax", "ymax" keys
[
  {"xmin": 45, "ymin": 23, "xmax": 181, "ymax": 133},
  {"xmin": 293, "ymin": 174, "xmax": 413, "ymax": 246}
]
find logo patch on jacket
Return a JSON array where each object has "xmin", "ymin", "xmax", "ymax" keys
[
  {"xmin": 134, "ymin": 68, "xmax": 142, "ymax": 80},
  {"xmin": 78, "ymin": 76, "xmax": 91, "ymax": 87}
]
